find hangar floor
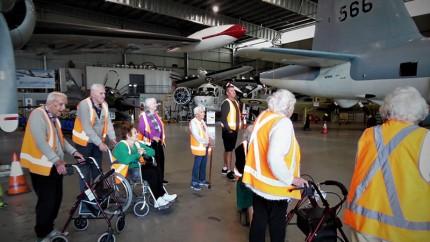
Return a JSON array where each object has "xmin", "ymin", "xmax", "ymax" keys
[{"xmin": 0, "ymin": 120, "xmax": 364, "ymax": 242}]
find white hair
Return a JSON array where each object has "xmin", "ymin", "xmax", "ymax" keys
[
  {"xmin": 193, "ymin": 106, "xmax": 205, "ymax": 115},
  {"xmin": 90, "ymin": 83, "xmax": 105, "ymax": 93},
  {"xmin": 144, "ymin": 98, "xmax": 157, "ymax": 110},
  {"xmin": 46, "ymin": 91, "xmax": 67, "ymax": 103},
  {"xmin": 267, "ymin": 89, "xmax": 296, "ymax": 117},
  {"xmin": 379, "ymin": 86, "xmax": 428, "ymax": 123}
]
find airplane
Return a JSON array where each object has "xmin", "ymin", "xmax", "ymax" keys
[
  {"xmin": 236, "ymin": 0, "xmax": 430, "ymax": 111},
  {"xmin": 0, "ymin": 0, "xmax": 246, "ymax": 132},
  {"xmin": 24, "ymin": 20, "xmax": 246, "ymax": 54},
  {"xmin": 172, "ymin": 65, "xmax": 254, "ymax": 112}
]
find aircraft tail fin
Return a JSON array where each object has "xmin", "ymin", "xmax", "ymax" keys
[{"xmin": 313, "ymin": 0, "xmax": 422, "ymax": 54}]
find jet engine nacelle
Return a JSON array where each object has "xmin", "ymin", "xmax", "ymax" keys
[
  {"xmin": 173, "ymin": 87, "xmax": 192, "ymax": 105},
  {"xmin": 3, "ymin": 0, "xmax": 36, "ymax": 50}
]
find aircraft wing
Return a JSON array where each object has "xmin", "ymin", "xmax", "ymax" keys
[
  {"xmin": 23, "ymin": 20, "xmax": 200, "ymax": 54},
  {"xmin": 175, "ymin": 66, "xmax": 254, "ymax": 88},
  {"xmin": 236, "ymin": 47, "xmax": 358, "ymax": 67}
]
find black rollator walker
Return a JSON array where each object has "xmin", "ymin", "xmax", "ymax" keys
[
  {"xmin": 56, "ymin": 157, "xmax": 126, "ymax": 242},
  {"xmin": 286, "ymin": 178, "xmax": 349, "ymax": 242}
]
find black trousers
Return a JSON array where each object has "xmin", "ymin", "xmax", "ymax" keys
[
  {"xmin": 150, "ymin": 140, "xmax": 165, "ymax": 180},
  {"xmin": 141, "ymin": 165, "xmax": 165, "ymax": 199},
  {"xmin": 30, "ymin": 169, "xmax": 63, "ymax": 238},
  {"xmin": 249, "ymin": 193, "xmax": 289, "ymax": 242}
]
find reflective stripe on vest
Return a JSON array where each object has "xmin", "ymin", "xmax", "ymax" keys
[
  {"xmin": 243, "ymin": 111, "xmax": 301, "ymax": 200},
  {"xmin": 20, "ymin": 107, "xmax": 64, "ymax": 176},
  {"xmin": 72, "ymin": 98, "xmax": 109, "ymax": 146},
  {"xmin": 137, "ymin": 112, "xmax": 165, "ymax": 145},
  {"xmin": 189, "ymin": 118, "xmax": 211, "ymax": 156},
  {"xmin": 221, "ymin": 99, "xmax": 241, "ymax": 130},
  {"xmin": 346, "ymin": 124, "xmax": 430, "ymax": 231}
]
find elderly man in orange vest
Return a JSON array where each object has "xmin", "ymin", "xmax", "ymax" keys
[
  {"xmin": 243, "ymin": 89, "xmax": 308, "ymax": 242},
  {"xmin": 344, "ymin": 86, "xmax": 430, "ymax": 242},
  {"xmin": 21, "ymin": 92, "xmax": 84, "ymax": 242},
  {"xmin": 72, "ymin": 83, "xmax": 117, "ymax": 191}
]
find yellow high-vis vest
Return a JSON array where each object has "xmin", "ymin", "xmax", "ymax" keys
[
  {"xmin": 21, "ymin": 107, "xmax": 65, "ymax": 176},
  {"xmin": 221, "ymin": 99, "xmax": 241, "ymax": 131},
  {"xmin": 189, "ymin": 118, "xmax": 212, "ymax": 156},
  {"xmin": 72, "ymin": 98, "xmax": 109, "ymax": 146},
  {"xmin": 242, "ymin": 111, "xmax": 301, "ymax": 200},
  {"xmin": 344, "ymin": 121, "xmax": 430, "ymax": 241}
]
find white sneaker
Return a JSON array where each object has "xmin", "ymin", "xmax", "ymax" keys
[
  {"xmin": 162, "ymin": 193, "xmax": 177, "ymax": 202},
  {"xmin": 154, "ymin": 197, "xmax": 169, "ymax": 208}
]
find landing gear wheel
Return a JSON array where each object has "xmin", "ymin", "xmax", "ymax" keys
[
  {"xmin": 98, "ymin": 233, "xmax": 116, "ymax": 242},
  {"xmin": 73, "ymin": 217, "xmax": 89, "ymax": 230},
  {"xmin": 133, "ymin": 200, "xmax": 149, "ymax": 217},
  {"xmin": 115, "ymin": 215, "xmax": 126, "ymax": 233},
  {"xmin": 51, "ymin": 235, "xmax": 68, "ymax": 242}
]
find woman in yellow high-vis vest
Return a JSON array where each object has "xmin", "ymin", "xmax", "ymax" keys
[
  {"xmin": 242, "ymin": 89, "xmax": 308, "ymax": 242},
  {"xmin": 189, "ymin": 106, "xmax": 214, "ymax": 190},
  {"xmin": 344, "ymin": 86, "xmax": 430, "ymax": 242}
]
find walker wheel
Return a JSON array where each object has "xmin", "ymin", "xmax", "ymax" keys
[
  {"xmin": 115, "ymin": 215, "xmax": 126, "ymax": 233},
  {"xmin": 98, "ymin": 233, "xmax": 116, "ymax": 242},
  {"xmin": 51, "ymin": 235, "xmax": 69, "ymax": 242},
  {"xmin": 73, "ymin": 217, "xmax": 89, "ymax": 230},
  {"xmin": 133, "ymin": 200, "xmax": 149, "ymax": 217}
]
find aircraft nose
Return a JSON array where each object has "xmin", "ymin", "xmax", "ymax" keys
[{"xmin": 225, "ymin": 25, "xmax": 246, "ymax": 39}]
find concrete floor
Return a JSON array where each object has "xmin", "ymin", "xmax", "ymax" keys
[{"xmin": 0, "ymin": 120, "xmax": 364, "ymax": 242}]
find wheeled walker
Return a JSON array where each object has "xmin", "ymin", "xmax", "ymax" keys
[
  {"xmin": 58, "ymin": 157, "xmax": 127, "ymax": 242},
  {"xmin": 286, "ymin": 179, "xmax": 349, "ymax": 242}
]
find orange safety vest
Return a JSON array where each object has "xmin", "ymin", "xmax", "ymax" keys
[
  {"xmin": 72, "ymin": 98, "xmax": 109, "ymax": 146},
  {"xmin": 242, "ymin": 111, "xmax": 301, "ymax": 200},
  {"xmin": 221, "ymin": 99, "xmax": 241, "ymax": 131},
  {"xmin": 137, "ymin": 112, "xmax": 165, "ymax": 145},
  {"xmin": 110, "ymin": 141, "xmax": 147, "ymax": 178},
  {"xmin": 20, "ymin": 107, "xmax": 65, "ymax": 176},
  {"xmin": 344, "ymin": 120, "xmax": 430, "ymax": 241},
  {"xmin": 189, "ymin": 118, "xmax": 212, "ymax": 156}
]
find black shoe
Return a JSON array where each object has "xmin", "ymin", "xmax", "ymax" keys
[
  {"xmin": 226, "ymin": 171, "xmax": 235, "ymax": 182},
  {"xmin": 221, "ymin": 168, "xmax": 228, "ymax": 175},
  {"xmin": 162, "ymin": 179, "xmax": 169, "ymax": 184}
]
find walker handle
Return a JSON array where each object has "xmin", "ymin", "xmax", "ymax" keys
[{"xmin": 320, "ymin": 180, "xmax": 348, "ymax": 196}]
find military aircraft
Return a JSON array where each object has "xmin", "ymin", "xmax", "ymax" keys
[
  {"xmin": 0, "ymin": 0, "xmax": 246, "ymax": 132},
  {"xmin": 237, "ymin": 0, "xmax": 430, "ymax": 109},
  {"xmin": 172, "ymin": 66, "xmax": 254, "ymax": 112}
]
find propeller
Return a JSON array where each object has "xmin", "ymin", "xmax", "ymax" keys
[{"xmin": 173, "ymin": 87, "xmax": 192, "ymax": 105}]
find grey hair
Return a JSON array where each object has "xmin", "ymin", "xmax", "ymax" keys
[
  {"xmin": 193, "ymin": 106, "xmax": 205, "ymax": 115},
  {"xmin": 144, "ymin": 98, "xmax": 157, "ymax": 110},
  {"xmin": 90, "ymin": 83, "xmax": 105, "ymax": 93},
  {"xmin": 267, "ymin": 89, "xmax": 296, "ymax": 117},
  {"xmin": 46, "ymin": 91, "xmax": 67, "ymax": 103},
  {"xmin": 379, "ymin": 86, "xmax": 428, "ymax": 123}
]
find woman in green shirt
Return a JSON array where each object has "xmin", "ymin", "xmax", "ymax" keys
[{"xmin": 113, "ymin": 123, "xmax": 177, "ymax": 208}]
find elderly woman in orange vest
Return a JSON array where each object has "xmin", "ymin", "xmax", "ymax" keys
[
  {"xmin": 344, "ymin": 86, "xmax": 430, "ymax": 242},
  {"xmin": 138, "ymin": 98, "xmax": 168, "ymax": 184},
  {"xmin": 242, "ymin": 89, "xmax": 308, "ymax": 242},
  {"xmin": 189, "ymin": 106, "xmax": 214, "ymax": 191}
]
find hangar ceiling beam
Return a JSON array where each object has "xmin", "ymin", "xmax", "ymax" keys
[
  {"xmin": 105, "ymin": 0, "xmax": 281, "ymax": 43},
  {"xmin": 262, "ymin": 0, "xmax": 318, "ymax": 20}
]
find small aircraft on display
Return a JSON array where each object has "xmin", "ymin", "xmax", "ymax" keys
[
  {"xmin": 172, "ymin": 66, "xmax": 254, "ymax": 112},
  {"xmin": 237, "ymin": 0, "xmax": 430, "ymax": 109}
]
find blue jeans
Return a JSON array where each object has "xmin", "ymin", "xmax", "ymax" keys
[
  {"xmin": 75, "ymin": 143, "xmax": 103, "ymax": 192},
  {"xmin": 191, "ymin": 149, "xmax": 208, "ymax": 185}
]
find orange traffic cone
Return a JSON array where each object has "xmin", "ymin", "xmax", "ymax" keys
[
  {"xmin": 321, "ymin": 121, "xmax": 328, "ymax": 134},
  {"xmin": 7, "ymin": 153, "xmax": 31, "ymax": 195}
]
